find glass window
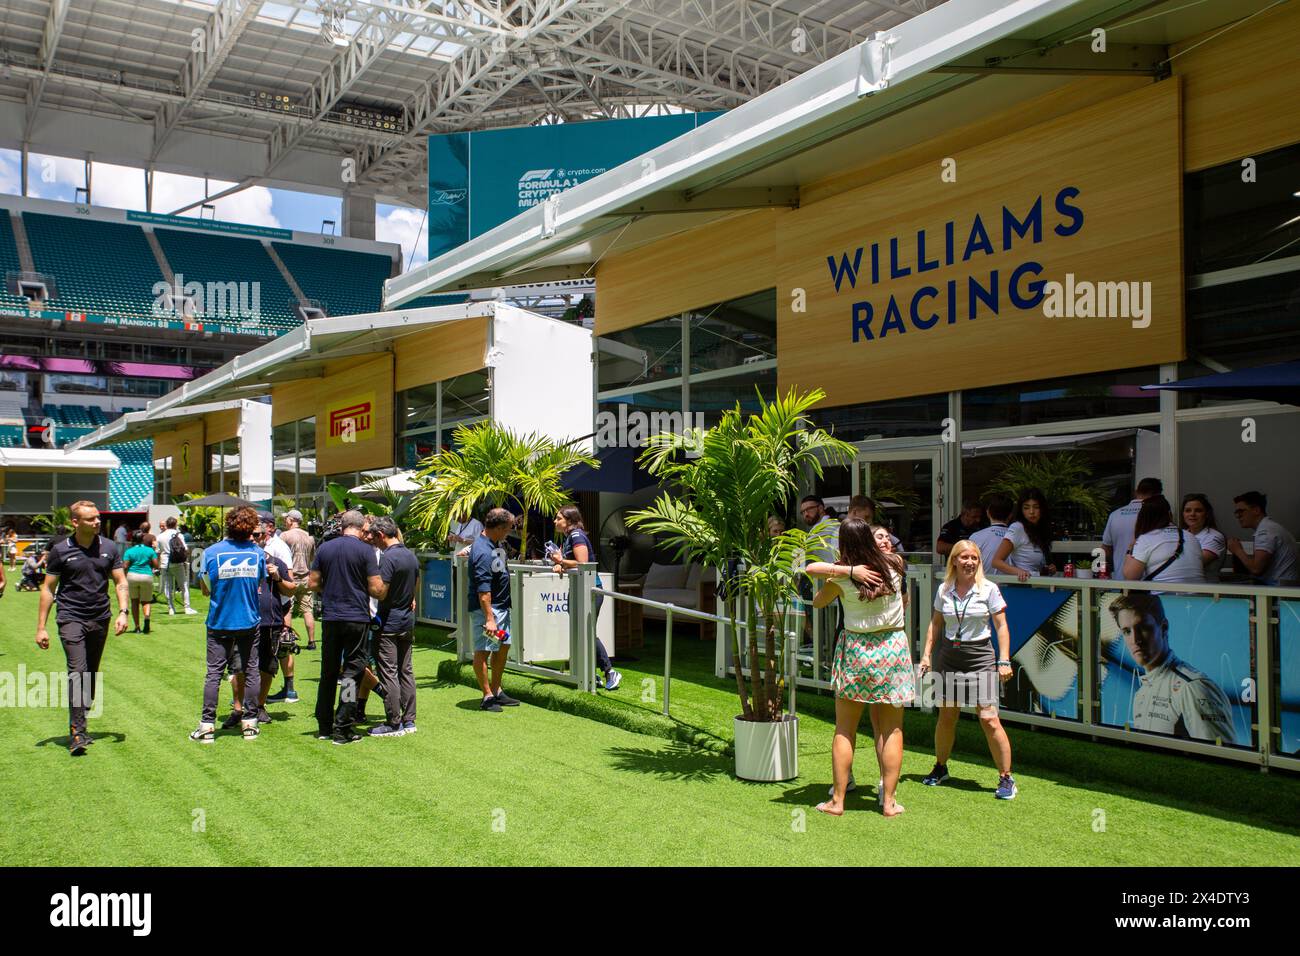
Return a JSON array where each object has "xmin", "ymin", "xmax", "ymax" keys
[
  {"xmin": 813, "ymin": 391, "xmax": 950, "ymax": 441},
  {"xmin": 688, "ymin": 289, "xmax": 776, "ymax": 376},
  {"xmin": 440, "ymin": 370, "xmax": 490, "ymax": 437},
  {"xmin": 402, "ymin": 383, "xmax": 438, "ymax": 432},
  {"xmin": 1182, "ymin": 271, "xmax": 1300, "ymax": 392},
  {"xmin": 961, "ymin": 369, "xmax": 1157, "ymax": 431},
  {"xmin": 402, "ymin": 434, "xmax": 438, "ymax": 469},
  {"xmin": 689, "ymin": 366, "xmax": 777, "ymax": 428},
  {"xmin": 598, "ymin": 318, "xmax": 683, "ymax": 392},
  {"xmin": 273, "ymin": 422, "xmax": 298, "ymax": 498},
  {"xmin": 1185, "ymin": 142, "xmax": 1300, "ymax": 275}
]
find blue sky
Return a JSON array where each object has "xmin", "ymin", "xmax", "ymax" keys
[{"xmin": 0, "ymin": 148, "xmax": 429, "ymax": 266}]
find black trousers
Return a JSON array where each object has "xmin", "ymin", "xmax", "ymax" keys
[
  {"xmin": 202, "ymin": 628, "xmax": 260, "ymax": 723},
  {"xmin": 58, "ymin": 618, "xmax": 109, "ymax": 735},
  {"xmin": 316, "ymin": 620, "xmax": 370, "ymax": 736},
  {"xmin": 375, "ymin": 630, "xmax": 416, "ymax": 726}
]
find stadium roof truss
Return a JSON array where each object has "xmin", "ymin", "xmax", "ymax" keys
[{"xmin": 0, "ymin": 0, "xmax": 946, "ymax": 208}]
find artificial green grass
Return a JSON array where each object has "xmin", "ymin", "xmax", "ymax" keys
[{"xmin": 0, "ymin": 589, "xmax": 1296, "ymax": 866}]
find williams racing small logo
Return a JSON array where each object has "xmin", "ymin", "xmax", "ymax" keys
[{"xmin": 430, "ymin": 188, "xmax": 467, "ymax": 206}]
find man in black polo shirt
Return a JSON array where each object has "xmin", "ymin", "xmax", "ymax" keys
[
  {"xmin": 369, "ymin": 516, "xmax": 420, "ymax": 737},
  {"xmin": 309, "ymin": 510, "xmax": 384, "ymax": 745},
  {"xmin": 34, "ymin": 500, "xmax": 130, "ymax": 756},
  {"xmin": 936, "ymin": 499, "xmax": 989, "ymax": 559}
]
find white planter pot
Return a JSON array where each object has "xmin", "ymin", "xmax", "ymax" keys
[{"xmin": 733, "ymin": 715, "xmax": 799, "ymax": 781}]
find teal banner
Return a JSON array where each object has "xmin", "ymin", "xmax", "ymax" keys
[
  {"xmin": 428, "ymin": 112, "xmax": 723, "ymax": 261},
  {"xmin": 126, "ymin": 210, "xmax": 294, "ymax": 241}
]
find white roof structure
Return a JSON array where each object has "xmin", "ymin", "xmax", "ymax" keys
[
  {"xmin": 0, "ymin": 446, "xmax": 121, "ymax": 470},
  {"xmin": 0, "ymin": 0, "xmax": 948, "ymax": 209},
  {"xmin": 384, "ymin": 0, "xmax": 1254, "ymax": 304},
  {"xmin": 66, "ymin": 400, "xmax": 248, "ymax": 450}
]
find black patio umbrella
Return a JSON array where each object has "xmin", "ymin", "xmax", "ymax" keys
[{"xmin": 1140, "ymin": 361, "xmax": 1300, "ymax": 406}]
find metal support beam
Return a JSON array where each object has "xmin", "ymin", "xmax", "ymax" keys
[
  {"xmin": 933, "ymin": 41, "xmax": 1168, "ymax": 76},
  {"xmin": 610, "ymin": 186, "xmax": 799, "ymax": 215},
  {"xmin": 153, "ymin": 0, "xmax": 264, "ymax": 161},
  {"xmin": 24, "ymin": 0, "xmax": 71, "ymax": 141}
]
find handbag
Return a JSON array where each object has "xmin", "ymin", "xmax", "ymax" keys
[{"xmin": 1142, "ymin": 529, "xmax": 1185, "ymax": 581}]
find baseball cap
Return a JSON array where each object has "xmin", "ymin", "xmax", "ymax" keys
[
  {"xmin": 286, "ymin": 509, "xmax": 303, "ymax": 522},
  {"xmin": 257, "ymin": 511, "xmax": 276, "ymax": 525}
]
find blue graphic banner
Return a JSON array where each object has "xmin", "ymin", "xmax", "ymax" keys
[
  {"xmin": 420, "ymin": 555, "xmax": 454, "ymax": 624},
  {"xmin": 428, "ymin": 112, "xmax": 723, "ymax": 261},
  {"xmin": 1280, "ymin": 599, "xmax": 1300, "ymax": 756},
  {"xmin": 1097, "ymin": 592, "xmax": 1252, "ymax": 747},
  {"xmin": 998, "ymin": 585, "xmax": 1078, "ymax": 720}
]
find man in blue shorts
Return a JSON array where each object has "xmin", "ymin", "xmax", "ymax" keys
[{"xmin": 469, "ymin": 508, "xmax": 519, "ymax": 712}]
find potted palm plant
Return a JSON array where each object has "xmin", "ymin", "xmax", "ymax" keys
[
  {"xmin": 407, "ymin": 420, "xmax": 597, "ymax": 556},
  {"xmin": 629, "ymin": 388, "xmax": 855, "ymax": 781}
]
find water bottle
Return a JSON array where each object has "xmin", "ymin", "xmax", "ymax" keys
[{"xmin": 484, "ymin": 624, "xmax": 505, "ymax": 652}]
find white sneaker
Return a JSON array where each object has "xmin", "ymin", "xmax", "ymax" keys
[
  {"xmin": 827, "ymin": 773, "xmax": 857, "ymax": 796},
  {"xmin": 184, "ymin": 608, "xmax": 198, "ymax": 615},
  {"xmin": 168, "ymin": 607, "xmax": 176, "ymax": 616},
  {"xmin": 189, "ymin": 723, "xmax": 215, "ymax": 743}
]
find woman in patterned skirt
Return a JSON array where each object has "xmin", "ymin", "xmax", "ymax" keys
[{"xmin": 807, "ymin": 517, "xmax": 913, "ymax": 817}]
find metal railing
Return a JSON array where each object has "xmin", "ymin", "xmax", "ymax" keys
[{"xmin": 418, "ymin": 553, "xmax": 1300, "ymax": 769}]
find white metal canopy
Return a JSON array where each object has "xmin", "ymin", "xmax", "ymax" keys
[{"xmin": 383, "ymin": 0, "xmax": 1258, "ymax": 306}]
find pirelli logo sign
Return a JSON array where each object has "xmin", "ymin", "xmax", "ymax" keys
[{"xmin": 325, "ymin": 392, "xmax": 376, "ymax": 446}]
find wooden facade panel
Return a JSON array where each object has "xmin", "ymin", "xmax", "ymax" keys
[
  {"xmin": 393, "ymin": 316, "xmax": 490, "ymax": 392},
  {"xmin": 776, "ymin": 81, "xmax": 1184, "ymax": 408},
  {"xmin": 312, "ymin": 353, "xmax": 395, "ymax": 476},
  {"xmin": 1174, "ymin": 2, "xmax": 1300, "ymax": 172},
  {"xmin": 153, "ymin": 418, "xmax": 205, "ymax": 496},
  {"xmin": 204, "ymin": 408, "xmax": 240, "ymax": 445},
  {"xmin": 594, "ymin": 209, "xmax": 778, "ymax": 335}
]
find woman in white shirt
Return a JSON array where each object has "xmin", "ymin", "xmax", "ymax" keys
[
  {"xmin": 1123, "ymin": 495, "xmax": 1205, "ymax": 585},
  {"xmin": 1180, "ymin": 493, "xmax": 1226, "ymax": 581},
  {"xmin": 991, "ymin": 488, "xmax": 1057, "ymax": 581},
  {"xmin": 806, "ymin": 518, "xmax": 912, "ymax": 819},
  {"xmin": 919, "ymin": 540, "xmax": 1017, "ymax": 800}
]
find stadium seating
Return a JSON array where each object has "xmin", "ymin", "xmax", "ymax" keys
[
  {"xmin": 107, "ymin": 438, "xmax": 154, "ymax": 512},
  {"xmin": 155, "ymin": 229, "xmax": 299, "ymax": 333},
  {"xmin": 0, "ymin": 424, "xmax": 23, "ymax": 447},
  {"xmin": 272, "ymin": 242, "xmax": 392, "ymax": 317},
  {"xmin": 0, "ymin": 213, "xmax": 31, "ymax": 313},
  {"xmin": 23, "ymin": 213, "xmax": 163, "ymax": 317}
]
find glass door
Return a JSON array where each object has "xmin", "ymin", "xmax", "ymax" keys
[{"xmin": 853, "ymin": 448, "xmax": 944, "ymax": 560}]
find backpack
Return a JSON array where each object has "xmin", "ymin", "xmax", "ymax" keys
[{"xmin": 168, "ymin": 532, "xmax": 189, "ymax": 564}]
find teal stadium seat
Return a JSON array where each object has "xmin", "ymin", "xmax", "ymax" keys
[
  {"xmin": 272, "ymin": 242, "xmax": 392, "ymax": 318},
  {"xmin": 155, "ymin": 229, "xmax": 299, "ymax": 334},
  {"xmin": 107, "ymin": 438, "xmax": 155, "ymax": 512},
  {"xmin": 0, "ymin": 213, "xmax": 30, "ymax": 313},
  {"xmin": 23, "ymin": 213, "xmax": 162, "ymax": 318}
]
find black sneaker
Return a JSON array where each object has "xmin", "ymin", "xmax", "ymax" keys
[
  {"xmin": 68, "ymin": 732, "xmax": 90, "ymax": 756},
  {"xmin": 257, "ymin": 707, "xmax": 272, "ymax": 724},
  {"xmin": 494, "ymin": 691, "xmax": 520, "ymax": 707},
  {"xmin": 142, "ymin": 617, "xmax": 150, "ymax": 634},
  {"xmin": 922, "ymin": 762, "xmax": 950, "ymax": 786},
  {"xmin": 306, "ymin": 642, "xmax": 317, "ymax": 651},
  {"xmin": 480, "ymin": 696, "xmax": 503, "ymax": 713},
  {"xmin": 315, "ymin": 728, "xmax": 333, "ymax": 740},
  {"xmin": 331, "ymin": 731, "xmax": 362, "ymax": 746},
  {"xmin": 220, "ymin": 711, "xmax": 243, "ymax": 730}
]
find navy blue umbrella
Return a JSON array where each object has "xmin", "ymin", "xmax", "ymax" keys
[{"xmin": 1141, "ymin": 361, "xmax": 1300, "ymax": 406}]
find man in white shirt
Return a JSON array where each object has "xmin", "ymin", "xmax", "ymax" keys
[
  {"xmin": 259, "ymin": 512, "xmax": 293, "ymax": 568},
  {"xmin": 156, "ymin": 516, "xmax": 196, "ymax": 615},
  {"xmin": 969, "ymin": 493, "xmax": 1014, "ymax": 573},
  {"xmin": 447, "ymin": 513, "xmax": 484, "ymax": 552},
  {"xmin": 1227, "ymin": 491, "xmax": 1298, "ymax": 586},
  {"xmin": 1102, "ymin": 477, "xmax": 1163, "ymax": 580}
]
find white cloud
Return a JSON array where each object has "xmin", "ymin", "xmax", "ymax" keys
[
  {"xmin": 0, "ymin": 149, "xmax": 24, "ymax": 196},
  {"xmin": 377, "ymin": 204, "xmax": 428, "ymax": 269}
]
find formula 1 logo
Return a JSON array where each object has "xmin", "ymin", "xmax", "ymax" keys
[
  {"xmin": 217, "ymin": 553, "xmax": 261, "ymax": 579},
  {"xmin": 518, "ymin": 169, "xmax": 555, "ymax": 184}
]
